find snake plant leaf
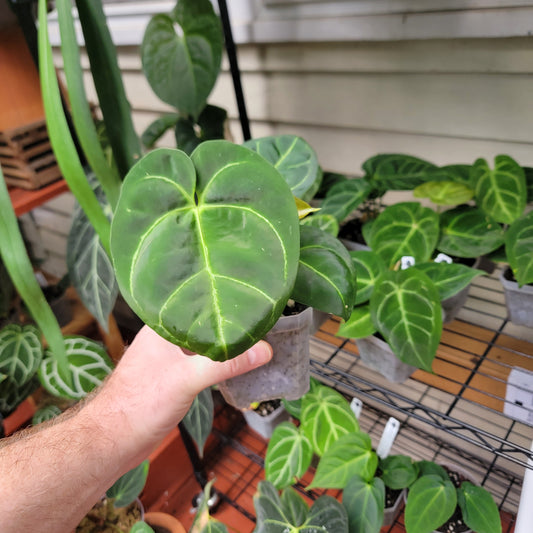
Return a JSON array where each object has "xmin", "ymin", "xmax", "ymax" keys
[
  {"xmin": 370, "ymin": 268, "xmax": 442, "ymax": 371},
  {"xmin": 310, "ymin": 432, "xmax": 378, "ymax": 489},
  {"xmin": 438, "ymin": 206, "xmax": 505, "ymax": 258},
  {"xmin": 337, "ymin": 304, "xmax": 376, "ymax": 339},
  {"xmin": 141, "ymin": 113, "xmax": 181, "ymax": 149},
  {"xmin": 363, "ymin": 153, "xmax": 438, "ymax": 190},
  {"xmin": 141, "ymin": 0, "xmax": 223, "ymax": 119},
  {"xmin": 505, "ymin": 211, "xmax": 533, "ymax": 287},
  {"xmin": 67, "ymin": 176, "xmax": 117, "ymax": 332},
  {"xmin": 39, "ymin": 336, "xmax": 114, "ymax": 399},
  {"xmin": 300, "ymin": 384, "xmax": 359, "ymax": 456},
  {"xmin": 413, "ymin": 262, "xmax": 486, "ymax": 301},
  {"xmin": 243, "ymin": 135, "xmax": 321, "ymax": 202},
  {"xmin": 350, "ymin": 250, "xmax": 388, "ymax": 305},
  {"xmin": 0, "ymin": 376, "xmax": 40, "ymax": 418},
  {"xmin": 405, "ymin": 475, "xmax": 457, "ymax": 533},
  {"xmin": 342, "ymin": 475, "xmax": 385, "ymax": 533},
  {"xmin": 182, "ymin": 388, "xmax": 214, "ymax": 458},
  {"xmin": 107, "ymin": 460, "xmax": 149, "ymax": 508},
  {"xmin": 473, "ymin": 155, "xmax": 527, "ymax": 225},
  {"xmin": 264, "ymin": 421, "xmax": 313, "ymax": 489},
  {"xmin": 379, "ymin": 455, "xmax": 419, "ymax": 490},
  {"xmin": 457, "ymin": 481, "xmax": 502, "ymax": 533},
  {"xmin": 291, "ymin": 226, "xmax": 357, "ymax": 320},
  {"xmin": 32, "ymin": 404, "xmax": 62, "ymax": 425},
  {"xmin": 319, "ymin": 178, "xmax": 373, "ymax": 222},
  {"xmin": 367, "ymin": 202, "xmax": 440, "ymax": 268},
  {"xmin": 0, "ymin": 324, "xmax": 42, "ymax": 387},
  {"xmin": 111, "ymin": 142, "xmax": 300, "ymax": 361},
  {"xmin": 414, "ymin": 180, "xmax": 474, "ymax": 206},
  {"xmin": 300, "ymin": 214, "xmax": 339, "ymax": 236}
]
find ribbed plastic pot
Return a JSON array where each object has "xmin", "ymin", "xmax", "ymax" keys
[{"xmin": 500, "ymin": 267, "xmax": 533, "ymax": 327}]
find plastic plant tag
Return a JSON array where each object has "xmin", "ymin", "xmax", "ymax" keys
[
  {"xmin": 435, "ymin": 253, "xmax": 453, "ymax": 264},
  {"xmin": 376, "ymin": 417, "xmax": 400, "ymax": 459},
  {"xmin": 350, "ymin": 397, "xmax": 363, "ymax": 419},
  {"xmin": 400, "ymin": 256, "xmax": 416, "ymax": 270}
]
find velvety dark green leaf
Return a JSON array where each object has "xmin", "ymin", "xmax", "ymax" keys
[
  {"xmin": 413, "ymin": 180, "xmax": 474, "ymax": 206},
  {"xmin": 457, "ymin": 481, "xmax": 502, "ymax": 533},
  {"xmin": 304, "ymin": 494, "xmax": 348, "ymax": 532},
  {"xmin": 342, "ymin": 475, "xmax": 385, "ymax": 533},
  {"xmin": 0, "ymin": 376, "xmax": 39, "ymax": 418},
  {"xmin": 300, "ymin": 214, "xmax": 339, "ymax": 236},
  {"xmin": 350, "ymin": 250, "xmax": 388, "ymax": 305},
  {"xmin": 182, "ymin": 387, "xmax": 214, "ymax": 458},
  {"xmin": 367, "ymin": 202, "xmax": 440, "ymax": 267},
  {"xmin": 505, "ymin": 211, "xmax": 533, "ymax": 286},
  {"xmin": 141, "ymin": 113, "xmax": 181, "ymax": 148},
  {"xmin": 523, "ymin": 166, "xmax": 533, "ymax": 202},
  {"xmin": 0, "ymin": 324, "xmax": 42, "ymax": 387},
  {"xmin": 363, "ymin": 153, "xmax": 438, "ymax": 190},
  {"xmin": 244, "ymin": 135, "xmax": 321, "ymax": 202},
  {"xmin": 379, "ymin": 454, "xmax": 419, "ymax": 490},
  {"xmin": 438, "ymin": 206, "xmax": 505, "ymax": 258},
  {"xmin": 141, "ymin": 0, "xmax": 223, "ymax": 118},
  {"xmin": 32, "ymin": 404, "xmax": 62, "ymax": 425},
  {"xmin": 264, "ymin": 422, "xmax": 313, "ymax": 489},
  {"xmin": 39, "ymin": 336, "xmax": 114, "ymax": 399},
  {"xmin": 292, "ymin": 226, "xmax": 357, "ymax": 320},
  {"xmin": 431, "ymin": 164, "xmax": 473, "ymax": 187},
  {"xmin": 107, "ymin": 460, "xmax": 149, "ymax": 507},
  {"xmin": 316, "ymin": 171, "xmax": 348, "ymax": 198},
  {"xmin": 110, "ymin": 142, "xmax": 300, "ymax": 361},
  {"xmin": 414, "ymin": 262, "xmax": 486, "ymax": 300},
  {"xmin": 319, "ymin": 178, "xmax": 372, "ymax": 222},
  {"xmin": 473, "ymin": 155, "xmax": 527, "ymax": 225},
  {"xmin": 416, "ymin": 461, "xmax": 448, "ymax": 480},
  {"xmin": 301, "ymin": 384, "xmax": 359, "ymax": 456},
  {"xmin": 370, "ymin": 269, "xmax": 442, "ymax": 371},
  {"xmin": 405, "ymin": 475, "xmax": 457, "ymax": 533},
  {"xmin": 310, "ymin": 432, "xmax": 378, "ymax": 489}
]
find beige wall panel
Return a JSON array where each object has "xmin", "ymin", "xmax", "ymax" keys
[
  {"xmin": 31, "ymin": 208, "xmax": 72, "ymax": 236},
  {"xmin": 37, "ymin": 228, "xmax": 68, "ymax": 257}
]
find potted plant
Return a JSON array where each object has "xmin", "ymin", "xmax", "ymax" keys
[{"xmin": 241, "ymin": 398, "xmax": 290, "ymax": 440}]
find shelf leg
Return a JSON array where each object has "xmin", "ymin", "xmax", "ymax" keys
[{"xmin": 515, "ymin": 440, "xmax": 533, "ymax": 533}]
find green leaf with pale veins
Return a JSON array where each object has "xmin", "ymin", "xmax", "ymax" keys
[
  {"xmin": 457, "ymin": 481, "xmax": 502, "ymax": 533},
  {"xmin": 319, "ymin": 178, "xmax": 372, "ymax": 222},
  {"xmin": 505, "ymin": 210, "xmax": 533, "ymax": 286},
  {"xmin": 342, "ymin": 475, "xmax": 385, "ymax": 533},
  {"xmin": 182, "ymin": 387, "xmax": 214, "ymax": 458},
  {"xmin": 336, "ymin": 304, "xmax": 376, "ymax": 339},
  {"xmin": 414, "ymin": 180, "xmax": 474, "ymax": 206},
  {"xmin": 350, "ymin": 250, "xmax": 388, "ymax": 305}
]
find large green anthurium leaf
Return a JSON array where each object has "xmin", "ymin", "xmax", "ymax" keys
[
  {"xmin": 404, "ymin": 475, "xmax": 457, "ymax": 533},
  {"xmin": 431, "ymin": 164, "xmax": 473, "ymax": 187},
  {"xmin": 337, "ymin": 304, "xmax": 376, "ymax": 339},
  {"xmin": 107, "ymin": 460, "xmax": 149, "ymax": 507},
  {"xmin": 67, "ymin": 177, "xmax": 117, "ymax": 333},
  {"xmin": 413, "ymin": 180, "xmax": 474, "ymax": 206},
  {"xmin": 438, "ymin": 206, "xmax": 505, "ymax": 258},
  {"xmin": 370, "ymin": 269, "xmax": 442, "ymax": 371},
  {"xmin": 182, "ymin": 387, "xmax": 214, "ymax": 458},
  {"xmin": 243, "ymin": 135, "xmax": 321, "ymax": 202},
  {"xmin": 291, "ymin": 226, "xmax": 357, "ymax": 320},
  {"xmin": 319, "ymin": 178, "xmax": 373, "ymax": 222},
  {"xmin": 505, "ymin": 211, "xmax": 533, "ymax": 287},
  {"xmin": 0, "ymin": 324, "xmax": 42, "ymax": 387},
  {"xmin": 141, "ymin": 0, "xmax": 223, "ymax": 118},
  {"xmin": 362, "ymin": 153, "xmax": 438, "ymax": 190},
  {"xmin": 416, "ymin": 460, "xmax": 449, "ymax": 480},
  {"xmin": 342, "ymin": 475, "xmax": 385, "ymax": 533},
  {"xmin": 254, "ymin": 482, "xmax": 349, "ymax": 533},
  {"xmin": 413, "ymin": 262, "xmax": 486, "ymax": 301},
  {"xmin": 300, "ymin": 384, "xmax": 359, "ymax": 456},
  {"xmin": 457, "ymin": 481, "xmax": 502, "ymax": 533},
  {"xmin": 379, "ymin": 454, "xmax": 419, "ymax": 490},
  {"xmin": 38, "ymin": 336, "xmax": 114, "ymax": 399},
  {"xmin": 350, "ymin": 250, "xmax": 388, "ymax": 305},
  {"xmin": 367, "ymin": 202, "xmax": 440, "ymax": 267},
  {"xmin": 473, "ymin": 155, "xmax": 527, "ymax": 225},
  {"xmin": 264, "ymin": 422, "xmax": 313, "ymax": 489},
  {"xmin": 310, "ymin": 432, "xmax": 378, "ymax": 489},
  {"xmin": 0, "ymin": 376, "xmax": 40, "ymax": 418},
  {"xmin": 110, "ymin": 142, "xmax": 300, "ymax": 361},
  {"xmin": 300, "ymin": 214, "xmax": 339, "ymax": 236}
]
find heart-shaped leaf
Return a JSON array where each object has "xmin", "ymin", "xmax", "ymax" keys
[
  {"xmin": 264, "ymin": 422, "xmax": 313, "ymax": 489},
  {"xmin": 414, "ymin": 180, "xmax": 474, "ymax": 206},
  {"xmin": 438, "ymin": 206, "xmax": 505, "ymax": 258},
  {"xmin": 416, "ymin": 460, "xmax": 449, "ymax": 480},
  {"xmin": 39, "ymin": 336, "xmax": 114, "ymax": 399},
  {"xmin": 141, "ymin": 112, "xmax": 181, "ymax": 148},
  {"xmin": 107, "ymin": 460, "xmax": 149, "ymax": 507},
  {"xmin": 350, "ymin": 250, "xmax": 388, "ymax": 305},
  {"xmin": 457, "ymin": 481, "xmax": 502, "ymax": 533},
  {"xmin": 300, "ymin": 384, "xmax": 359, "ymax": 456},
  {"xmin": 414, "ymin": 262, "xmax": 486, "ymax": 301},
  {"xmin": 182, "ymin": 387, "xmax": 214, "ymax": 458},
  {"xmin": 243, "ymin": 135, "xmax": 321, "ymax": 202},
  {"xmin": 473, "ymin": 155, "xmax": 527, "ymax": 225},
  {"xmin": 300, "ymin": 213, "xmax": 339, "ymax": 236},
  {"xmin": 367, "ymin": 202, "xmax": 440, "ymax": 267},
  {"xmin": 0, "ymin": 376, "xmax": 39, "ymax": 417},
  {"xmin": 310, "ymin": 432, "xmax": 378, "ymax": 489},
  {"xmin": 141, "ymin": 0, "xmax": 223, "ymax": 118},
  {"xmin": 292, "ymin": 225, "xmax": 357, "ymax": 320},
  {"xmin": 110, "ymin": 142, "xmax": 300, "ymax": 361},
  {"xmin": 405, "ymin": 475, "xmax": 457, "ymax": 533},
  {"xmin": 370, "ymin": 269, "xmax": 442, "ymax": 371},
  {"xmin": 319, "ymin": 178, "xmax": 372, "ymax": 222},
  {"xmin": 337, "ymin": 304, "xmax": 376, "ymax": 339},
  {"xmin": 505, "ymin": 210, "xmax": 533, "ymax": 286},
  {"xmin": 379, "ymin": 454, "xmax": 419, "ymax": 490},
  {"xmin": 0, "ymin": 324, "xmax": 42, "ymax": 387},
  {"xmin": 342, "ymin": 475, "xmax": 385, "ymax": 533},
  {"xmin": 431, "ymin": 164, "xmax": 473, "ymax": 187}
]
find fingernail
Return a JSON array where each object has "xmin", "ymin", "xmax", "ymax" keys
[{"xmin": 248, "ymin": 341, "xmax": 272, "ymax": 366}]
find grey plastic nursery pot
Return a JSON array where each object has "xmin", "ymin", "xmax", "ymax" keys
[
  {"xmin": 500, "ymin": 267, "xmax": 533, "ymax": 327},
  {"xmin": 219, "ymin": 307, "xmax": 313, "ymax": 409},
  {"xmin": 383, "ymin": 488, "xmax": 406, "ymax": 527},
  {"xmin": 242, "ymin": 402, "xmax": 290, "ymax": 440}
]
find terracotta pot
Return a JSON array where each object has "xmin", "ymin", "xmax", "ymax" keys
[{"xmin": 144, "ymin": 512, "xmax": 186, "ymax": 533}]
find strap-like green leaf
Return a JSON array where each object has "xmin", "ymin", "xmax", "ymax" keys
[
  {"xmin": 319, "ymin": 178, "xmax": 372, "ymax": 222},
  {"xmin": 342, "ymin": 475, "xmax": 385, "ymax": 533},
  {"xmin": 505, "ymin": 210, "xmax": 533, "ymax": 287},
  {"xmin": 457, "ymin": 481, "xmax": 502, "ymax": 533},
  {"xmin": 182, "ymin": 388, "xmax": 214, "ymax": 459},
  {"xmin": 107, "ymin": 460, "xmax": 149, "ymax": 508}
]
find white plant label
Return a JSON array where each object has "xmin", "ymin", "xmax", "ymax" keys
[{"xmin": 400, "ymin": 256, "xmax": 416, "ymax": 270}]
